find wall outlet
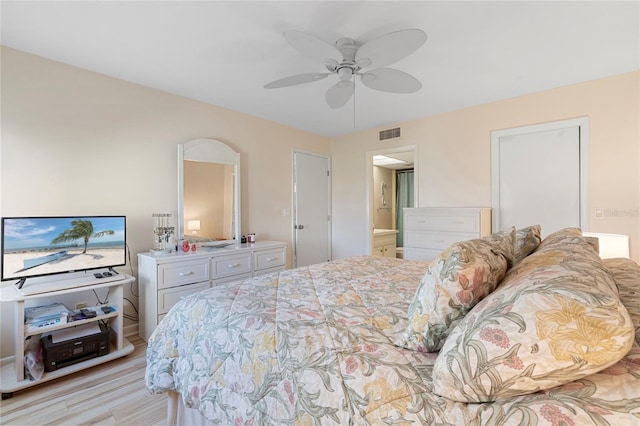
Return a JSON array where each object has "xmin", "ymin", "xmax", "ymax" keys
[{"xmin": 75, "ymin": 302, "xmax": 88, "ymax": 310}]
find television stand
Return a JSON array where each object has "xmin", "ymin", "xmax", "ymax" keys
[{"xmin": 0, "ymin": 275, "xmax": 135, "ymax": 399}]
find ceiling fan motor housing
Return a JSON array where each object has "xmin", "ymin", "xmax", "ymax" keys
[{"xmin": 327, "ymin": 38, "xmax": 361, "ymax": 79}]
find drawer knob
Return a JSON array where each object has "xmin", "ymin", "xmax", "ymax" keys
[
  {"xmin": 266, "ymin": 257, "xmax": 277, "ymax": 261},
  {"xmin": 228, "ymin": 263, "xmax": 240, "ymax": 268},
  {"xmin": 417, "ymin": 219, "xmax": 426, "ymax": 223},
  {"xmin": 435, "ymin": 239, "xmax": 445, "ymax": 243},
  {"xmin": 453, "ymin": 220, "xmax": 464, "ymax": 224},
  {"xmin": 179, "ymin": 271, "xmax": 194, "ymax": 277}
]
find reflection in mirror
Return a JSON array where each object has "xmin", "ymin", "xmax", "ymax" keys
[
  {"xmin": 183, "ymin": 161, "xmax": 234, "ymax": 240},
  {"xmin": 178, "ymin": 139, "xmax": 240, "ymax": 245}
]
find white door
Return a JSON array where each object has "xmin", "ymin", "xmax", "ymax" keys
[
  {"xmin": 491, "ymin": 118, "xmax": 588, "ymax": 237},
  {"xmin": 293, "ymin": 151, "xmax": 331, "ymax": 267}
]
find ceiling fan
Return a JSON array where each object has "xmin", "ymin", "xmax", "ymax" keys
[{"xmin": 264, "ymin": 29, "xmax": 428, "ymax": 109}]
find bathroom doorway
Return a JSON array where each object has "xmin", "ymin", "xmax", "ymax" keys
[{"xmin": 366, "ymin": 146, "xmax": 418, "ymax": 257}]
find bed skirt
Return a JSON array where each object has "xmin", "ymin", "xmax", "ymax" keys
[{"xmin": 167, "ymin": 391, "xmax": 212, "ymax": 426}]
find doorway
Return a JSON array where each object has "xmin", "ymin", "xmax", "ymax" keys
[
  {"xmin": 292, "ymin": 151, "xmax": 331, "ymax": 267},
  {"xmin": 366, "ymin": 146, "xmax": 418, "ymax": 256}
]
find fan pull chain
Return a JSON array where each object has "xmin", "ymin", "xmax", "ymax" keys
[{"xmin": 352, "ymin": 74, "xmax": 356, "ymax": 129}]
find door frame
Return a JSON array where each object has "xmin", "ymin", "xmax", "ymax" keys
[
  {"xmin": 365, "ymin": 145, "xmax": 419, "ymax": 255},
  {"xmin": 292, "ymin": 150, "xmax": 332, "ymax": 268},
  {"xmin": 490, "ymin": 116, "xmax": 589, "ymax": 232}
]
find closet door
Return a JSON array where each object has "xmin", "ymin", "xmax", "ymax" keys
[{"xmin": 491, "ymin": 118, "xmax": 588, "ymax": 237}]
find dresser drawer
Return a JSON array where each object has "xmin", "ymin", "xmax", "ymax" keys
[
  {"xmin": 373, "ymin": 233, "xmax": 397, "ymax": 248},
  {"xmin": 254, "ymin": 246, "xmax": 286, "ymax": 271},
  {"xmin": 212, "ymin": 252, "xmax": 253, "ymax": 278},
  {"xmin": 158, "ymin": 259, "xmax": 209, "ymax": 289},
  {"xmin": 404, "ymin": 230, "xmax": 478, "ymax": 250},
  {"xmin": 158, "ymin": 281, "xmax": 208, "ymax": 315},
  {"xmin": 406, "ymin": 212, "xmax": 482, "ymax": 233}
]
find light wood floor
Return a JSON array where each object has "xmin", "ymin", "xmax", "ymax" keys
[{"xmin": 0, "ymin": 335, "xmax": 167, "ymax": 425}]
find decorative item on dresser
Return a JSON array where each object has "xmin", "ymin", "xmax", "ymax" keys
[
  {"xmin": 137, "ymin": 240, "xmax": 287, "ymax": 341},
  {"xmin": 402, "ymin": 207, "xmax": 491, "ymax": 261}
]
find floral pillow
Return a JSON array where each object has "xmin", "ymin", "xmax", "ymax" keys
[
  {"xmin": 432, "ymin": 228, "xmax": 634, "ymax": 402},
  {"xmin": 397, "ymin": 230, "xmax": 514, "ymax": 352},
  {"xmin": 605, "ymin": 258, "xmax": 640, "ymax": 347},
  {"xmin": 534, "ymin": 226, "xmax": 581, "ymax": 251},
  {"xmin": 513, "ymin": 224, "xmax": 541, "ymax": 264}
]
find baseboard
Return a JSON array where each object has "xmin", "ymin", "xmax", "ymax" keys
[
  {"xmin": 0, "ymin": 354, "xmax": 15, "ymax": 367},
  {"xmin": 124, "ymin": 323, "xmax": 138, "ymax": 338}
]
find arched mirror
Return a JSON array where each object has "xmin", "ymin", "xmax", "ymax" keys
[{"xmin": 178, "ymin": 138, "xmax": 241, "ymax": 245}]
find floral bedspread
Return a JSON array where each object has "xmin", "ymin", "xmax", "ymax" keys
[{"xmin": 145, "ymin": 256, "xmax": 640, "ymax": 425}]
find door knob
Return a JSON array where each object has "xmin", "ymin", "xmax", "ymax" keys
[{"xmin": 295, "ymin": 224, "xmax": 305, "ymax": 229}]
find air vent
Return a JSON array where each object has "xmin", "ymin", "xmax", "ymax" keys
[{"xmin": 379, "ymin": 127, "xmax": 401, "ymax": 141}]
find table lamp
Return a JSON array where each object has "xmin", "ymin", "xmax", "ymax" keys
[
  {"xmin": 582, "ymin": 232, "xmax": 630, "ymax": 259},
  {"xmin": 187, "ymin": 220, "xmax": 201, "ymax": 236}
]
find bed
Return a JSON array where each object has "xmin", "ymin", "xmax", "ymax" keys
[{"xmin": 145, "ymin": 227, "xmax": 640, "ymax": 425}]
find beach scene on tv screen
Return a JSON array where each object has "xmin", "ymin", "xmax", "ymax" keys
[{"xmin": 2, "ymin": 217, "xmax": 125, "ymax": 280}]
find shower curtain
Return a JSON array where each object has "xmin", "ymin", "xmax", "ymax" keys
[{"xmin": 395, "ymin": 170, "xmax": 414, "ymax": 247}]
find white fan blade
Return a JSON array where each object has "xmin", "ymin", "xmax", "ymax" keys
[
  {"xmin": 283, "ymin": 30, "xmax": 343, "ymax": 68},
  {"xmin": 360, "ymin": 68, "xmax": 422, "ymax": 93},
  {"xmin": 264, "ymin": 73, "xmax": 330, "ymax": 89},
  {"xmin": 355, "ymin": 29, "xmax": 427, "ymax": 69},
  {"xmin": 326, "ymin": 80, "xmax": 355, "ymax": 109}
]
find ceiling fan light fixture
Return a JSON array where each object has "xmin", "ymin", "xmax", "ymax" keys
[{"xmin": 337, "ymin": 67, "xmax": 353, "ymax": 81}]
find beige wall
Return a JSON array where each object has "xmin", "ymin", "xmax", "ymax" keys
[
  {"xmin": 0, "ymin": 47, "xmax": 329, "ymax": 358},
  {"xmin": 332, "ymin": 71, "xmax": 640, "ymax": 262}
]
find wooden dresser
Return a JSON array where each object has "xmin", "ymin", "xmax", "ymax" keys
[
  {"xmin": 138, "ymin": 240, "xmax": 286, "ymax": 341},
  {"xmin": 403, "ymin": 208, "xmax": 491, "ymax": 261}
]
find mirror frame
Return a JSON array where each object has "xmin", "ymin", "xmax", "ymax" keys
[{"xmin": 177, "ymin": 138, "xmax": 241, "ymax": 244}]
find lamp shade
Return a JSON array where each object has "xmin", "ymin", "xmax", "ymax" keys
[
  {"xmin": 582, "ymin": 232, "xmax": 630, "ymax": 259},
  {"xmin": 187, "ymin": 220, "xmax": 201, "ymax": 232}
]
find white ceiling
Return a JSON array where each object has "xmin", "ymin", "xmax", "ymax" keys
[{"xmin": 2, "ymin": 1, "xmax": 638, "ymax": 137}]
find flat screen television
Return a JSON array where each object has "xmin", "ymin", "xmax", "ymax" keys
[{"xmin": 1, "ymin": 216, "xmax": 126, "ymax": 288}]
